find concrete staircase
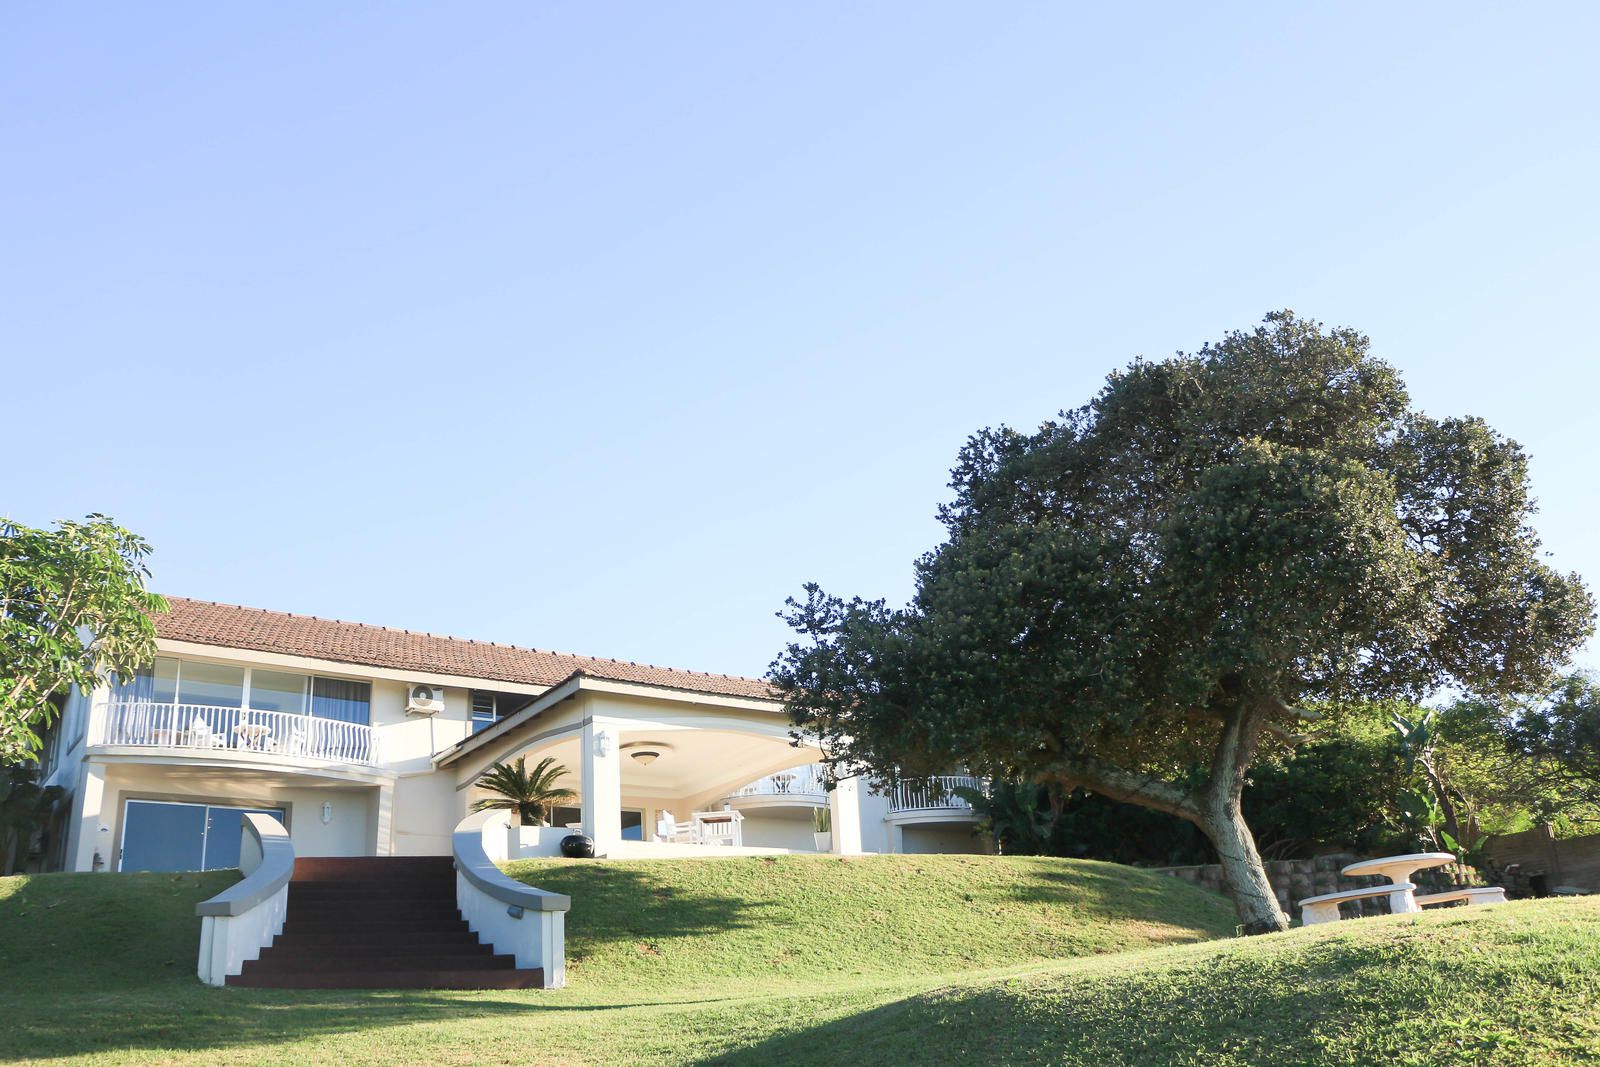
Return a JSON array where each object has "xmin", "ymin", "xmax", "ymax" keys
[{"xmin": 230, "ymin": 856, "xmax": 545, "ymax": 989}]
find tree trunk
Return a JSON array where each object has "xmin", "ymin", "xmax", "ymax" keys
[
  {"xmin": 1049, "ymin": 695, "xmax": 1292, "ymax": 935},
  {"xmin": 1197, "ymin": 793, "xmax": 1286, "ymax": 935},
  {"xmin": 1196, "ymin": 695, "xmax": 1289, "ymax": 934}
]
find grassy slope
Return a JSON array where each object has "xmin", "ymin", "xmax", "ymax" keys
[
  {"xmin": 0, "ymin": 855, "xmax": 1228, "ymax": 1063},
  {"xmin": 3, "ymin": 858, "xmax": 1597, "ymax": 1065},
  {"xmin": 501, "ymin": 854, "xmax": 1232, "ymax": 992},
  {"xmin": 720, "ymin": 898, "xmax": 1600, "ymax": 1066}
]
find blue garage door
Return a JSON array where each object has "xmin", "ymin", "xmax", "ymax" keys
[{"xmin": 119, "ymin": 800, "xmax": 285, "ymax": 872}]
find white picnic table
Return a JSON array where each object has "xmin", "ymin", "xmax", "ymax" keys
[{"xmin": 1341, "ymin": 851, "xmax": 1457, "ymax": 915}]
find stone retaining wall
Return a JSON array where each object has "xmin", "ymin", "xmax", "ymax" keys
[{"xmin": 1150, "ymin": 853, "xmax": 1484, "ymax": 920}]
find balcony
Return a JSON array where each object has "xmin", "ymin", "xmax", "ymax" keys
[
  {"xmin": 94, "ymin": 700, "xmax": 380, "ymax": 769},
  {"xmin": 724, "ymin": 764, "xmax": 829, "ymax": 808},
  {"xmin": 887, "ymin": 775, "xmax": 986, "ymax": 819}
]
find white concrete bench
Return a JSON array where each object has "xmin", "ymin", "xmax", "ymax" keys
[
  {"xmin": 1300, "ymin": 882, "xmax": 1417, "ymax": 926},
  {"xmin": 1415, "ymin": 886, "xmax": 1507, "ymax": 908}
]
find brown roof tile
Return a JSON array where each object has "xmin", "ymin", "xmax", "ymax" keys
[{"xmin": 154, "ymin": 597, "xmax": 778, "ymax": 701}]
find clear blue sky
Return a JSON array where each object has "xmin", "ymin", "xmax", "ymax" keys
[{"xmin": 5, "ymin": 4, "xmax": 1598, "ymax": 680}]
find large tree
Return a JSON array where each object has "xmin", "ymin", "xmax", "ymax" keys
[
  {"xmin": 1, "ymin": 515, "xmax": 167, "ymax": 763},
  {"xmin": 771, "ymin": 312, "xmax": 1593, "ymax": 933}
]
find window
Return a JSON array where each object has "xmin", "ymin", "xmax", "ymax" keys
[
  {"xmin": 178, "ymin": 661, "xmax": 244, "ymax": 709},
  {"xmin": 549, "ymin": 806, "xmax": 644, "ymax": 840},
  {"xmin": 109, "ymin": 659, "xmax": 370, "ymax": 725},
  {"xmin": 249, "ymin": 670, "xmax": 308, "ymax": 715},
  {"xmin": 311, "ymin": 677, "xmax": 370, "ymax": 725},
  {"xmin": 111, "ymin": 657, "xmax": 178, "ymax": 703},
  {"xmin": 470, "ymin": 691, "xmax": 498, "ymax": 733}
]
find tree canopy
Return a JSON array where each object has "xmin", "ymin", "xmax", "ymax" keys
[
  {"xmin": 772, "ymin": 312, "xmax": 1593, "ymax": 932},
  {"xmin": 1, "ymin": 515, "xmax": 167, "ymax": 763}
]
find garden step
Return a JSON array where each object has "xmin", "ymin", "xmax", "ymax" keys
[
  {"xmin": 229, "ymin": 967, "xmax": 545, "ymax": 990},
  {"xmin": 279, "ymin": 917, "xmax": 470, "ymax": 935},
  {"xmin": 262, "ymin": 938, "xmax": 496, "ymax": 958},
  {"xmin": 270, "ymin": 928, "xmax": 477, "ymax": 948},
  {"xmin": 292, "ymin": 856, "xmax": 454, "ymax": 880},
  {"xmin": 241, "ymin": 951, "xmax": 513, "ymax": 974}
]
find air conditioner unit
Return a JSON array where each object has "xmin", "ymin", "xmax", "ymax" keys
[{"xmin": 405, "ymin": 683, "xmax": 446, "ymax": 716}]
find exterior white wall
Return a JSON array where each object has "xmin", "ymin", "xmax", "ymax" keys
[
  {"xmin": 739, "ymin": 812, "xmax": 820, "ymax": 851},
  {"xmin": 371, "ymin": 679, "xmax": 475, "ymax": 770},
  {"xmin": 391, "ymin": 771, "xmax": 465, "ymax": 856},
  {"xmin": 897, "ymin": 824, "xmax": 987, "ymax": 855},
  {"xmin": 856, "ymin": 783, "xmax": 895, "ymax": 855}
]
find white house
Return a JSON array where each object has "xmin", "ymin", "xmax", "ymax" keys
[{"xmin": 32, "ymin": 597, "xmax": 988, "ymax": 876}]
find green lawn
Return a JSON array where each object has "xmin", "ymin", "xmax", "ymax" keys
[{"xmin": 2, "ymin": 856, "xmax": 1596, "ymax": 1065}]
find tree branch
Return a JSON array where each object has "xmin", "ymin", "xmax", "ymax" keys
[{"xmin": 1045, "ymin": 754, "xmax": 1200, "ymax": 823}]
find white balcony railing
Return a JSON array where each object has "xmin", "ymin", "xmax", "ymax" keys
[
  {"xmin": 889, "ymin": 775, "xmax": 986, "ymax": 814},
  {"xmin": 726, "ymin": 764, "xmax": 829, "ymax": 803},
  {"xmin": 96, "ymin": 700, "xmax": 378, "ymax": 768}
]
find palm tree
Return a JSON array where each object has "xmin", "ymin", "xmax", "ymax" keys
[{"xmin": 471, "ymin": 756, "xmax": 577, "ymax": 826}]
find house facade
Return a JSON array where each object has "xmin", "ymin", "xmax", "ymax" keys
[{"xmin": 32, "ymin": 598, "xmax": 988, "ymax": 875}]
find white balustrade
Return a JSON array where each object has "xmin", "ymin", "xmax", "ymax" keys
[
  {"xmin": 96, "ymin": 700, "xmax": 378, "ymax": 767},
  {"xmin": 726, "ymin": 764, "xmax": 829, "ymax": 801},
  {"xmin": 889, "ymin": 775, "xmax": 986, "ymax": 813}
]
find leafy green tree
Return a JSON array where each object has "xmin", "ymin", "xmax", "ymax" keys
[
  {"xmin": 471, "ymin": 756, "xmax": 577, "ymax": 826},
  {"xmin": 1495, "ymin": 673, "xmax": 1600, "ymax": 819},
  {"xmin": 0, "ymin": 764, "xmax": 65, "ymax": 875},
  {"xmin": 772, "ymin": 313, "xmax": 1592, "ymax": 933},
  {"xmin": 1, "ymin": 516, "xmax": 167, "ymax": 763}
]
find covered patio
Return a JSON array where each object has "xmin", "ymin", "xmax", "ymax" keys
[{"xmin": 434, "ymin": 673, "xmax": 864, "ymax": 857}]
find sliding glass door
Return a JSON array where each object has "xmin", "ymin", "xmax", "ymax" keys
[{"xmin": 119, "ymin": 799, "xmax": 286, "ymax": 872}]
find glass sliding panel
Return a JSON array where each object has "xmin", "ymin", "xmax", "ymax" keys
[
  {"xmin": 120, "ymin": 800, "xmax": 207, "ymax": 872},
  {"xmin": 621, "ymin": 810, "xmax": 644, "ymax": 841},
  {"xmin": 248, "ymin": 670, "xmax": 308, "ymax": 715},
  {"xmin": 202, "ymin": 806, "xmax": 286, "ymax": 870},
  {"xmin": 111, "ymin": 657, "xmax": 178, "ymax": 703},
  {"xmin": 311, "ymin": 677, "xmax": 370, "ymax": 725},
  {"xmin": 177, "ymin": 661, "xmax": 244, "ymax": 709},
  {"xmin": 153, "ymin": 658, "xmax": 178, "ymax": 704}
]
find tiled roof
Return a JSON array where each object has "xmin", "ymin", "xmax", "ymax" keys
[{"xmin": 154, "ymin": 597, "xmax": 779, "ymax": 701}]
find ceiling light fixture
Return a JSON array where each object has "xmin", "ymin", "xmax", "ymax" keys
[{"xmin": 630, "ymin": 749, "xmax": 661, "ymax": 766}]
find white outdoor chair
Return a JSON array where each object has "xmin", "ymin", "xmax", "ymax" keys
[
  {"xmin": 655, "ymin": 813, "xmax": 692, "ymax": 844},
  {"xmin": 188, "ymin": 715, "xmax": 227, "ymax": 749}
]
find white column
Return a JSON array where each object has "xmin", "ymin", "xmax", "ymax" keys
[
  {"xmin": 580, "ymin": 722, "xmax": 622, "ymax": 855},
  {"xmin": 829, "ymin": 775, "xmax": 864, "ymax": 855},
  {"xmin": 373, "ymin": 782, "xmax": 395, "ymax": 856},
  {"xmin": 71, "ymin": 762, "xmax": 109, "ymax": 872},
  {"xmin": 84, "ymin": 682, "xmax": 111, "ymax": 748}
]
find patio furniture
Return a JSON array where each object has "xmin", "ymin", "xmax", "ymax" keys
[
  {"xmin": 654, "ymin": 813, "xmax": 691, "ymax": 844},
  {"xmin": 188, "ymin": 715, "xmax": 228, "ymax": 749},
  {"xmin": 1415, "ymin": 886, "xmax": 1507, "ymax": 908},
  {"xmin": 1300, "ymin": 882, "xmax": 1419, "ymax": 926},
  {"xmin": 690, "ymin": 809, "xmax": 744, "ymax": 847},
  {"xmin": 234, "ymin": 721, "xmax": 273, "ymax": 751},
  {"xmin": 1341, "ymin": 852, "xmax": 1456, "ymax": 915}
]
